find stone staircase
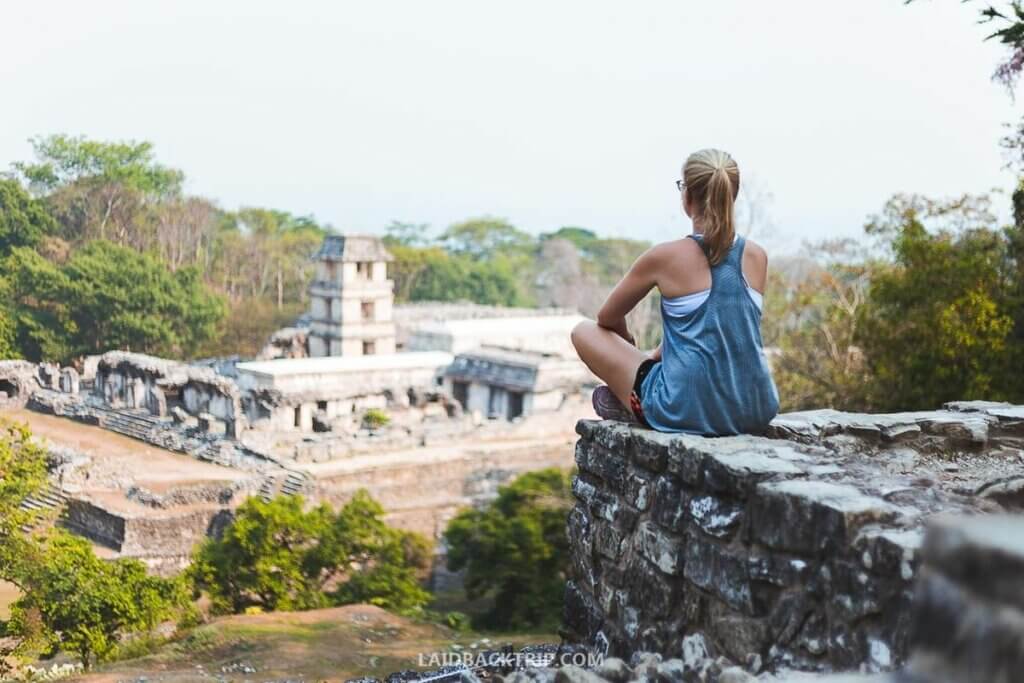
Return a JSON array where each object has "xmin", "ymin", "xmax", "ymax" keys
[
  {"xmin": 19, "ymin": 483, "xmax": 69, "ymax": 532},
  {"xmin": 258, "ymin": 470, "xmax": 313, "ymax": 502},
  {"xmin": 92, "ymin": 406, "xmax": 170, "ymax": 442}
]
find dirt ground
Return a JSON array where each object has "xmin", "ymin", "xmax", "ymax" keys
[
  {"xmin": 1, "ymin": 408, "xmax": 242, "ymax": 493},
  {"xmin": 0, "ymin": 580, "xmax": 19, "ymax": 620},
  {"xmin": 71, "ymin": 605, "xmax": 555, "ymax": 683}
]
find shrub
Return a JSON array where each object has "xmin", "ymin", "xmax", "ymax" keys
[
  {"xmin": 362, "ymin": 408, "xmax": 390, "ymax": 430},
  {"xmin": 190, "ymin": 491, "xmax": 431, "ymax": 616},
  {"xmin": 443, "ymin": 468, "xmax": 572, "ymax": 630}
]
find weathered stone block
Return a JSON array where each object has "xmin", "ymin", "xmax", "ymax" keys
[
  {"xmin": 853, "ymin": 526, "xmax": 921, "ymax": 580},
  {"xmin": 635, "ymin": 520, "xmax": 683, "ymax": 575},
  {"xmin": 585, "ymin": 445, "xmax": 630, "ymax": 491},
  {"xmin": 908, "ymin": 568, "xmax": 1024, "ymax": 683},
  {"xmin": 571, "ymin": 474, "xmax": 600, "ymax": 508},
  {"xmin": 708, "ymin": 606, "xmax": 770, "ymax": 662},
  {"xmin": 683, "ymin": 539, "xmax": 754, "ymax": 615},
  {"xmin": 748, "ymin": 481, "xmax": 898, "ymax": 555},
  {"xmin": 593, "ymin": 490, "xmax": 639, "ymax": 533},
  {"xmin": 701, "ymin": 450, "xmax": 804, "ymax": 497},
  {"xmin": 920, "ymin": 513, "xmax": 1024, "ymax": 612},
  {"xmin": 594, "ymin": 521, "xmax": 625, "ymax": 560},
  {"xmin": 564, "ymin": 580, "xmax": 603, "ymax": 640},
  {"xmin": 624, "ymin": 471, "xmax": 653, "ymax": 511},
  {"xmin": 650, "ymin": 475, "xmax": 688, "ymax": 532},
  {"xmin": 625, "ymin": 555, "xmax": 676, "ymax": 619},
  {"xmin": 747, "ymin": 550, "xmax": 813, "ymax": 588},
  {"xmin": 629, "ymin": 430, "xmax": 674, "ymax": 472},
  {"xmin": 689, "ymin": 494, "xmax": 743, "ymax": 539}
]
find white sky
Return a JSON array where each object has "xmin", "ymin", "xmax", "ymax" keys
[{"xmin": 2, "ymin": 1, "xmax": 1018, "ymax": 252}]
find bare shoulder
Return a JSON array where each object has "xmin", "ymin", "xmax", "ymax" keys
[
  {"xmin": 646, "ymin": 237, "xmax": 704, "ymax": 264},
  {"xmin": 743, "ymin": 238, "xmax": 768, "ymax": 265},
  {"xmin": 741, "ymin": 238, "xmax": 769, "ymax": 291}
]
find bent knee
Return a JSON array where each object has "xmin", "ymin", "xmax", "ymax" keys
[{"xmin": 570, "ymin": 320, "xmax": 597, "ymax": 350}]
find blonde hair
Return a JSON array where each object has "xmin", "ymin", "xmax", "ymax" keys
[{"xmin": 683, "ymin": 148, "xmax": 740, "ymax": 266}]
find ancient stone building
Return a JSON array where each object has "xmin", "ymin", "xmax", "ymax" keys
[
  {"xmin": 92, "ymin": 351, "xmax": 244, "ymax": 437},
  {"xmin": 405, "ymin": 313, "xmax": 584, "ymax": 357},
  {"xmin": 443, "ymin": 347, "xmax": 592, "ymax": 420},
  {"xmin": 235, "ymin": 351, "xmax": 453, "ymax": 431},
  {"xmin": 308, "ymin": 234, "xmax": 396, "ymax": 357}
]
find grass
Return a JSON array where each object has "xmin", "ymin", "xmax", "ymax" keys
[{"xmin": 63, "ymin": 603, "xmax": 558, "ymax": 683}]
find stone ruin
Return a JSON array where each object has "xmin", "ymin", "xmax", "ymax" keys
[
  {"xmin": 10, "ymin": 347, "xmax": 585, "ymax": 574},
  {"xmin": 0, "ymin": 360, "xmax": 46, "ymax": 407},
  {"xmin": 563, "ymin": 402, "xmax": 1024, "ymax": 678}
]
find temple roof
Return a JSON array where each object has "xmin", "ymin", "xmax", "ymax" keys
[{"xmin": 313, "ymin": 234, "xmax": 394, "ymax": 262}]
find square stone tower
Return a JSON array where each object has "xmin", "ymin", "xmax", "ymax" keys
[{"xmin": 307, "ymin": 234, "xmax": 396, "ymax": 357}]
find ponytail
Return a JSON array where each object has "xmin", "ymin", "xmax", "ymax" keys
[{"xmin": 682, "ymin": 149, "xmax": 740, "ymax": 266}]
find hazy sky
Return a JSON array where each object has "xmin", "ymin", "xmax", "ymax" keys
[{"xmin": 2, "ymin": 1, "xmax": 1018, "ymax": 252}]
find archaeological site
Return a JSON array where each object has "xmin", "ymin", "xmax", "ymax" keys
[{"xmin": 2, "ymin": 234, "xmax": 1022, "ymax": 682}]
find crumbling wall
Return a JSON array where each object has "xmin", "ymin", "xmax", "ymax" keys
[
  {"xmin": 64, "ymin": 499, "xmax": 127, "ymax": 549},
  {"xmin": 0, "ymin": 360, "xmax": 42, "ymax": 408},
  {"xmin": 93, "ymin": 351, "xmax": 243, "ymax": 434},
  {"xmin": 63, "ymin": 496, "xmax": 231, "ymax": 576},
  {"xmin": 564, "ymin": 403, "xmax": 1024, "ymax": 674}
]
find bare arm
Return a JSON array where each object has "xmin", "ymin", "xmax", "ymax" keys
[{"xmin": 596, "ymin": 247, "xmax": 660, "ymax": 345}]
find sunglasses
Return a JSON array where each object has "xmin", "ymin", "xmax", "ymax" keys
[{"xmin": 676, "ymin": 180, "xmax": 686, "ymax": 192}]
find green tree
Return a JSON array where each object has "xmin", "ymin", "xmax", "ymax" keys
[
  {"xmin": 12, "ymin": 134, "xmax": 183, "ymax": 247},
  {"xmin": 762, "ymin": 244, "xmax": 873, "ymax": 412},
  {"xmin": 233, "ymin": 208, "xmax": 326, "ymax": 308},
  {"xmin": 0, "ymin": 421, "xmax": 49, "ymax": 583},
  {"xmin": 190, "ymin": 492, "xmax": 430, "ymax": 616},
  {"xmin": 389, "ymin": 244, "xmax": 528, "ymax": 306},
  {"xmin": 440, "ymin": 217, "xmax": 535, "ymax": 261},
  {"xmin": 444, "ymin": 469, "xmax": 572, "ymax": 630},
  {"xmin": 383, "ymin": 220, "xmax": 432, "ymax": 247},
  {"xmin": 322, "ymin": 492, "xmax": 431, "ymax": 611},
  {"xmin": 857, "ymin": 195, "xmax": 1018, "ymax": 410},
  {"xmin": 8, "ymin": 240, "xmax": 225, "ymax": 362},
  {"xmin": 0, "ymin": 179, "xmax": 57, "ymax": 256},
  {"xmin": 7, "ymin": 531, "xmax": 188, "ymax": 669}
]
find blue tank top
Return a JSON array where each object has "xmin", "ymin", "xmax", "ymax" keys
[{"xmin": 639, "ymin": 234, "xmax": 779, "ymax": 435}]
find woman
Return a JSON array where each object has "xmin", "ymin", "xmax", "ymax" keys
[{"xmin": 570, "ymin": 148, "xmax": 779, "ymax": 435}]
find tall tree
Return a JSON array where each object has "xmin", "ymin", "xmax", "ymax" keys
[
  {"xmin": 857, "ymin": 195, "xmax": 1018, "ymax": 409},
  {"xmin": 439, "ymin": 217, "xmax": 535, "ymax": 261},
  {"xmin": 444, "ymin": 469, "xmax": 571, "ymax": 630},
  {"xmin": 0, "ymin": 178, "xmax": 57, "ymax": 256},
  {"xmin": 9, "ymin": 240, "xmax": 226, "ymax": 362},
  {"xmin": 12, "ymin": 135, "xmax": 183, "ymax": 248}
]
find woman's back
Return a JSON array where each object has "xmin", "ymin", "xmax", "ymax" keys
[{"xmin": 639, "ymin": 234, "xmax": 779, "ymax": 435}]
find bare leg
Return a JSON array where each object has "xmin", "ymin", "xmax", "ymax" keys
[{"xmin": 571, "ymin": 320, "xmax": 649, "ymax": 408}]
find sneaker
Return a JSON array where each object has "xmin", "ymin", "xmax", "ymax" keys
[{"xmin": 591, "ymin": 385, "xmax": 637, "ymax": 423}]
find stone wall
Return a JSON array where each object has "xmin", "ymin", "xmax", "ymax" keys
[
  {"xmin": 904, "ymin": 514, "xmax": 1024, "ymax": 683},
  {"xmin": 312, "ymin": 438, "xmax": 575, "ymax": 539},
  {"xmin": 564, "ymin": 402, "xmax": 1024, "ymax": 675},
  {"xmin": 63, "ymin": 497, "xmax": 231, "ymax": 575}
]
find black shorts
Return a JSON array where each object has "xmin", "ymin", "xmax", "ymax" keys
[{"xmin": 629, "ymin": 359, "xmax": 658, "ymax": 427}]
